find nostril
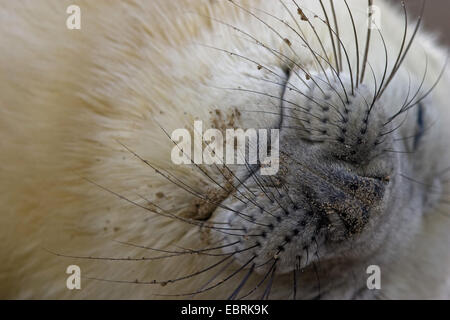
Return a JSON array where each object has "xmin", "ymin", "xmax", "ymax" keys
[
  {"xmin": 348, "ymin": 181, "xmax": 359, "ymax": 191},
  {"xmin": 342, "ymin": 174, "xmax": 386, "ymax": 204}
]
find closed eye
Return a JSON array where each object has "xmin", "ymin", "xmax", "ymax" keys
[{"xmin": 413, "ymin": 102, "xmax": 425, "ymax": 149}]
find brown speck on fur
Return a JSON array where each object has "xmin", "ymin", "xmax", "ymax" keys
[{"xmin": 156, "ymin": 192, "xmax": 165, "ymax": 199}]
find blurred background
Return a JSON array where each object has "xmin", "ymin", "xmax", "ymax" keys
[{"xmin": 388, "ymin": 0, "xmax": 450, "ymax": 47}]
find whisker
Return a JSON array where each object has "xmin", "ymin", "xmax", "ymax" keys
[
  {"xmin": 315, "ymin": 15, "xmax": 355, "ymax": 97},
  {"xmin": 227, "ymin": 0, "xmax": 331, "ymax": 95},
  {"xmin": 84, "ymin": 254, "xmax": 236, "ymax": 286},
  {"xmin": 393, "ymin": 119, "xmax": 436, "ymax": 142},
  {"xmin": 84, "ymin": 177, "xmax": 257, "ymax": 238},
  {"xmin": 278, "ymin": 0, "xmax": 329, "ymax": 82},
  {"xmin": 260, "ymin": 265, "xmax": 277, "ymax": 300},
  {"xmin": 246, "ymin": 73, "xmax": 346, "ymax": 122},
  {"xmin": 380, "ymin": 110, "xmax": 409, "ymax": 136},
  {"xmin": 114, "ymin": 239, "xmax": 240, "ymax": 256},
  {"xmin": 371, "ymin": 25, "xmax": 389, "ymax": 109},
  {"xmin": 344, "ymin": 0, "xmax": 360, "ymax": 89},
  {"xmin": 329, "ymin": 0, "xmax": 343, "ymax": 72},
  {"xmin": 292, "ymin": 0, "xmax": 334, "ymax": 72},
  {"xmin": 238, "ymin": 259, "xmax": 278, "ymax": 299},
  {"xmin": 192, "ymin": 258, "xmax": 236, "ymax": 299},
  {"xmin": 228, "ymin": 263, "xmax": 255, "ymax": 300},
  {"xmin": 117, "ymin": 141, "xmax": 269, "ymax": 229},
  {"xmin": 245, "ymin": 6, "xmax": 350, "ymax": 118},
  {"xmin": 319, "ymin": 0, "xmax": 340, "ymax": 74},
  {"xmin": 401, "ymin": 52, "xmax": 448, "ymax": 113},
  {"xmin": 153, "ymin": 255, "xmax": 257, "ymax": 297},
  {"xmin": 379, "ymin": 0, "xmax": 425, "ymax": 99},
  {"xmin": 360, "ymin": 0, "xmax": 374, "ymax": 84},
  {"xmin": 292, "ymin": 268, "xmax": 298, "ymax": 300},
  {"xmin": 383, "ymin": 149, "xmax": 415, "ymax": 154}
]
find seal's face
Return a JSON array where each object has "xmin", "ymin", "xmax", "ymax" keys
[{"xmin": 170, "ymin": 0, "xmax": 447, "ymax": 299}]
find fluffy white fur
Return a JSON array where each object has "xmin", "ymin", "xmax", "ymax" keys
[{"xmin": 0, "ymin": 0, "xmax": 449, "ymax": 299}]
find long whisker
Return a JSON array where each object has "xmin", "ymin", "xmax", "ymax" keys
[
  {"xmin": 319, "ymin": 0, "xmax": 340, "ymax": 74},
  {"xmin": 278, "ymin": 0, "xmax": 328, "ymax": 82},
  {"xmin": 153, "ymin": 255, "xmax": 257, "ymax": 297},
  {"xmin": 344, "ymin": 0, "xmax": 360, "ymax": 89},
  {"xmin": 238, "ymin": 259, "xmax": 278, "ymax": 299},
  {"xmin": 228, "ymin": 263, "xmax": 255, "ymax": 300},
  {"xmin": 360, "ymin": 0, "xmax": 374, "ymax": 83},
  {"xmin": 227, "ymin": 0, "xmax": 329, "ymax": 95},
  {"xmin": 315, "ymin": 15, "xmax": 354, "ymax": 97},
  {"xmin": 84, "ymin": 253, "xmax": 237, "ymax": 287},
  {"xmin": 117, "ymin": 141, "xmax": 272, "ymax": 229},
  {"xmin": 329, "ymin": 0, "xmax": 342, "ymax": 72},
  {"xmin": 114, "ymin": 239, "xmax": 240, "ymax": 256},
  {"xmin": 292, "ymin": 0, "xmax": 334, "ymax": 72},
  {"xmin": 378, "ymin": 0, "xmax": 425, "ymax": 99},
  {"xmin": 260, "ymin": 265, "xmax": 277, "ymax": 300}
]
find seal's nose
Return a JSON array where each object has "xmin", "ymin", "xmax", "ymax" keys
[{"xmin": 301, "ymin": 169, "xmax": 386, "ymax": 238}]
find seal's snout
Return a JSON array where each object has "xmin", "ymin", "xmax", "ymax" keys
[
  {"xmin": 215, "ymin": 69, "xmax": 397, "ymax": 275},
  {"xmin": 276, "ymin": 69, "xmax": 393, "ymax": 240}
]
